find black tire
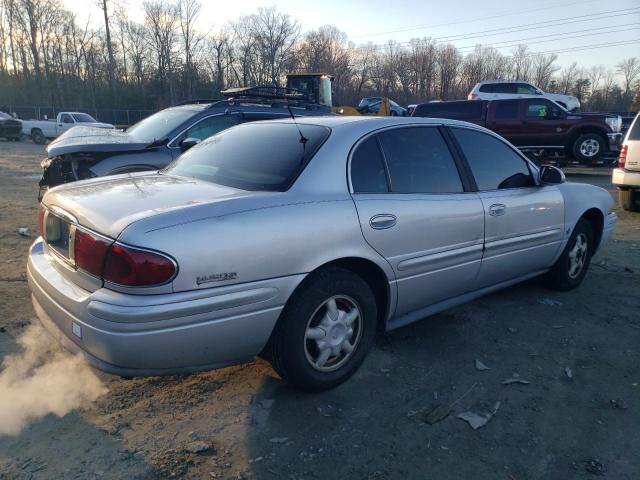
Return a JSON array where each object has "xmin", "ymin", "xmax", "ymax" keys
[
  {"xmin": 572, "ymin": 133, "xmax": 605, "ymax": 163},
  {"xmin": 267, "ymin": 267, "xmax": 377, "ymax": 392},
  {"xmin": 543, "ymin": 218, "xmax": 594, "ymax": 291},
  {"xmin": 619, "ymin": 189, "xmax": 639, "ymax": 212},
  {"xmin": 31, "ymin": 129, "xmax": 46, "ymax": 145}
]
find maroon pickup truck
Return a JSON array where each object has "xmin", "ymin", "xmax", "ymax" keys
[{"xmin": 412, "ymin": 98, "xmax": 623, "ymax": 164}]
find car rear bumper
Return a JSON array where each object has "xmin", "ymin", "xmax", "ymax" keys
[
  {"xmin": 27, "ymin": 239, "xmax": 303, "ymax": 376},
  {"xmin": 612, "ymin": 168, "xmax": 640, "ymax": 188}
]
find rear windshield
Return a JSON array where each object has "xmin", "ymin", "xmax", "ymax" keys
[
  {"xmin": 412, "ymin": 101, "xmax": 484, "ymax": 120},
  {"xmin": 164, "ymin": 122, "xmax": 331, "ymax": 191}
]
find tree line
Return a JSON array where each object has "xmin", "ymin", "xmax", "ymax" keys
[{"xmin": 0, "ymin": 0, "xmax": 639, "ymax": 116}]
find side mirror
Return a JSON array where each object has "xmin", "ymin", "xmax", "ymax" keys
[
  {"xmin": 539, "ymin": 165, "xmax": 565, "ymax": 185},
  {"xmin": 180, "ymin": 137, "xmax": 201, "ymax": 152}
]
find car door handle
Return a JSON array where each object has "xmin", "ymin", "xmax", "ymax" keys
[
  {"xmin": 489, "ymin": 204, "xmax": 506, "ymax": 217},
  {"xmin": 370, "ymin": 214, "xmax": 397, "ymax": 230}
]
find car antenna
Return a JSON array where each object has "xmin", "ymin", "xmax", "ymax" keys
[{"xmin": 286, "ymin": 102, "xmax": 308, "ymax": 146}]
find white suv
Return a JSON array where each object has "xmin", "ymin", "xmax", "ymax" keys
[
  {"xmin": 612, "ymin": 112, "xmax": 640, "ymax": 211},
  {"xmin": 468, "ymin": 80, "xmax": 580, "ymax": 112}
]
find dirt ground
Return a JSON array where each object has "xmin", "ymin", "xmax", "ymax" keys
[{"xmin": 0, "ymin": 140, "xmax": 638, "ymax": 480}]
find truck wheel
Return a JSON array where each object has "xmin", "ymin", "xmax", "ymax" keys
[
  {"xmin": 267, "ymin": 267, "xmax": 377, "ymax": 392},
  {"xmin": 31, "ymin": 129, "xmax": 46, "ymax": 145},
  {"xmin": 572, "ymin": 133, "xmax": 604, "ymax": 163},
  {"xmin": 543, "ymin": 218, "xmax": 593, "ymax": 291},
  {"xmin": 619, "ymin": 189, "xmax": 638, "ymax": 212}
]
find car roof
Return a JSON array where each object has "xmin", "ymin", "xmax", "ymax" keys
[
  {"xmin": 477, "ymin": 80, "xmax": 530, "ymax": 84},
  {"xmin": 260, "ymin": 116, "xmax": 480, "ymax": 130}
]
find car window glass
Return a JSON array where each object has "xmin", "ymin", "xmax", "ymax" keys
[
  {"xmin": 175, "ymin": 115, "xmax": 240, "ymax": 144},
  {"xmin": 516, "ymin": 83, "xmax": 537, "ymax": 94},
  {"xmin": 351, "ymin": 137, "xmax": 389, "ymax": 193},
  {"xmin": 495, "ymin": 101, "xmax": 518, "ymax": 119},
  {"xmin": 377, "ymin": 127, "xmax": 462, "ymax": 194},
  {"xmin": 479, "ymin": 84, "xmax": 495, "ymax": 93},
  {"xmin": 451, "ymin": 127, "xmax": 535, "ymax": 190},
  {"xmin": 72, "ymin": 113, "xmax": 96, "ymax": 122},
  {"xmin": 494, "ymin": 83, "xmax": 517, "ymax": 94},
  {"xmin": 61, "ymin": 114, "xmax": 73, "ymax": 123},
  {"xmin": 126, "ymin": 107, "xmax": 200, "ymax": 143},
  {"xmin": 413, "ymin": 101, "xmax": 483, "ymax": 120},
  {"xmin": 628, "ymin": 115, "xmax": 640, "ymax": 140},
  {"xmin": 165, "ymin": 123, "xmax": 330, "ymax": 191},
  {"xmin": 525, "ymin": 100, "xmax": 561, "ymax": 118}
]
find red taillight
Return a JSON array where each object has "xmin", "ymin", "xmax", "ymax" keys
[
  {"xmin": 37, "ymin": 205, "xmax": 45, "ymax": 237},
  {"xmin": 618, "ymin": 144, "xmax": 628, "ymax": 168},
  {"xmin": 102, "ymin": 244, "xmax": 176, "ymax": 286},
  {"xmin": 469, "ymin": 93, "xmax": 478, "ymax": 100},
  {"xmin": 74, "ymin": 229, "xmax": 111, "ymax": 277}
]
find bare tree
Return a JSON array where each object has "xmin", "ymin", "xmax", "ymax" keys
[
  {"xmin": 616, "ymin": 57, "xmax": 640, "ymax": 98},
  {"xmin": 144, "ymin": 0, "xmax": 178, "ymax": 104},
  {"xmin": 531, "ymin": 53, "xmax": 558, "ymax": 91},
  {"xmin": 178, "ymin": 0, "xmax": 203, "ymax": 99}
]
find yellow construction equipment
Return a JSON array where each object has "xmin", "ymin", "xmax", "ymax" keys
[{"xmin": 285, "ymin": 73, "xmax": 392, "ymax": 116}]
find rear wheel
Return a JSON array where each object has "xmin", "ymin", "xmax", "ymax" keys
[
  {"xmin": 267, "ymin": 267, "xmax": 377, "ymax": 392},
  {"xmin": 619, "ymin": 189, "xmax": 639, "ymax": 212},
  {"xmin": 31, "ymin": 129, "xmax": 46, "ymax": 145},
  {"xmin": 572, "ymin": 133, "xmax": 604, "ymax": 164},
  {"xmin": 543, "ymin": 219, "xmax": 593, "ymax": 290}
]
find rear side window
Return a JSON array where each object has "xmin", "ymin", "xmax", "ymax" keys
[
  {"xmin": 377, "ymin": 127, "xmax": 463, "ymax": 194},
  {"xmin": 495, "ymin": 101, "xmax": 518, "ymax": 119},
  {"xmin": 451, "ymin": 127, "xmax": 535, "ymax": 190},
  {"xmin": 165, "ymin": 123, "xmax": 330, "ymax": 191},
  {"xmin": 351, "ymin": 137, "xmax": 389, "ymax": 193},
  {"xmin": 483, "ymin": 83, "xmax": 517, "ymax": 94},
  {"xmin": 413, "ymin": 102, "xmax": 483, "ymax": 120},
  {"xmin": 479, "ymin": 84, "xmax": 496, "ymax": 93}
]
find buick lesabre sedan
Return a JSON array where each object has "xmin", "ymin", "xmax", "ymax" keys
[{"xmin": 28, "ymin": 117, "xmax": 617, "ymax": 391}]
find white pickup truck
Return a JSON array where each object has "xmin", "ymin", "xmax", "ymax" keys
[{"xmin": 22, "ymin": 112, "xmax": 114, "ymax": 144}]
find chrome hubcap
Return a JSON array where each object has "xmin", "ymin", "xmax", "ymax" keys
[
  {"xmin": 579, "ymin": 139, "xmax": 600, "ymax": 157},
  {"xmin": 568, "ymin": 233, "xmax": 588, "ymax": 279},
  {"xmin": 304, "ymin": 295, "xmax": 362, "ymax": 372}
]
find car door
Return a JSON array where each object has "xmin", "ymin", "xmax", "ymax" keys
[
  {"xmin": 520, "ymin": 99, "xmax": 572, "ymax": 147},
  {"xmin": 449, "ymin": 126, "xmax": 565, "ymax": 288},
  {"xmin": 349, "ymin": 126, "xmax": 485, "ymax": 317},
  {"xmin": 59, "ymin": 113, "xmax": 75, "ymax": 134},
  {"xmin": 486, "ymin": 100, "xmax": 526, "ymax": 145}
]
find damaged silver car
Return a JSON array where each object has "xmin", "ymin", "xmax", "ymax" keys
[{"xmin": 28, "ymin": 116, "xmax": 616, "ymax": 391}]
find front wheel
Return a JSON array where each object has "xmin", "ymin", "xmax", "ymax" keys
[
  {"xmin": 619, "ymin": 189, "xmax": 639, "ymax": 212},
  {"xmin": 266, "ymin": 267, "xmax": 377, "ymax": 392},
  {"xmin": 543, "ymin": 219, "xmax": 593, "ymax": 290},
  {"xmin": 572, "ymin": 133, "xmax": 604, "ymax": 163}
]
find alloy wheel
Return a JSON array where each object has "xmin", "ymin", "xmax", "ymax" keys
[{"xmin": 568, "ymin": 233, "xmax": 588, "ymax": 279}]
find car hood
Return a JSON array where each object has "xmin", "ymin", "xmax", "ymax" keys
[
  {"xmin": 47, "ymin": 126, "xmax": 150, "ymax": 158},
  {"xmin": 42, "ymin": 172, "xmax": 278, "ymax": 239},
  {"xmin": 545, "ymin": 92, "xmax": 580, "ymax": 106}
]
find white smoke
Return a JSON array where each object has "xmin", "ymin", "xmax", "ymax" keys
[{"xmin": 0, "ymin": 323, "xmax": 107, "ymax": 436}]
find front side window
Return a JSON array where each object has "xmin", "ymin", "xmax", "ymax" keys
[
  {"xmin": 516, "ymin": 83, "xmax": 537, "ymax": 95},
  {"xmin": 351, "ymin": 137, "xmax": 388, "ymax": 193},
  {"xmin": 174, "ymin": 114, "xmax": 240, "ymax": 144},
  {"xmin": 164, "ymin": 122, "xmax": 330, "ymax": 191},
  {"xmin": 451, "ymin": 127, "xmax": 535, "ymax": 190},
  {"xmin": 377, "ymin": 127, "xmax": 463, "ymax": 194},
  {"xmin": 525, "ymin": 100, "xmax": 561, "ymax": 118}
]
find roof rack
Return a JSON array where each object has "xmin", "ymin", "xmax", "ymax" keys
[{"xmin": 220, "ymin": 86, "xmax": 315, "ymax": 104}]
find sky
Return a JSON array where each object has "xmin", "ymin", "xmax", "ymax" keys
[{"xmin": 62, "ymin": 0, "xmax": 640, "ymax": 70}]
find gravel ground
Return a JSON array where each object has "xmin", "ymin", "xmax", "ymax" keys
[{"xmin": 0, "ymin": 140, "xmax": 638, "ymax": 480}]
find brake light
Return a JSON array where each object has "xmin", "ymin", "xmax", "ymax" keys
[
  {"xmin": 469, "ymin": 93, "xmax": 478, "ymax": 100},
  {"xmin": 37, "ymin": 205, "xmax": 45, "ymax": 237},
  {"xmin": 102, "ymin": 244, "xmax": 176, "ymax": 286},
  {"xmin": 74, "ymin": 229, "xmax": 111, "ymax": 277},
  {"xmin": 618, "ymin": 145, "xmax": 628, "ymax": 168}
]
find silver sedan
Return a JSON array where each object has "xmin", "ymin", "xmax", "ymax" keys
[{"xmin": 28, "ymin": 116, "xmax": 617, "ymax": 391}]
